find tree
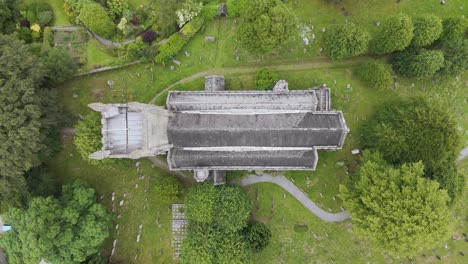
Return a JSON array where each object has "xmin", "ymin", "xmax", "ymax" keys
[
  {"xmin": 176, "ymin": 0, "xmax": 203, "ymax": 28},
  {"xmin": 439, "ymin": 17, "xmax": 467, "ymax": 43},
  {"xmin": 371, "ymin": 13, "xmax": 414, "ymax": 54},
  {"xmin": 0, "ymin": 181, "xmax": 112, "ymax": 264},
  {"xmin": 107, "ymin": 0, "xmax": 128, "ymax": 18},
  {"xmin": 77, "ymin": 3, "xmax": 114, "ymax": 38},
  {"xmin": 392, "ymin": 48, "xmax": 444, "ymax": 78},
  {"xmin": 243, "ymin": 222, "xmax": 272, "ymax": 252},
  {"xmin": 141, "ymin": 30, "xmax": 156, "ymax": 44},
  {"xmin": 0, "ymin": 174, "xmax": 29, "ymax": 214},
  {"xmin": 0, "ymin": 0, "xmax": 19, "ymax": 34},
  {"xmin": 362, "ymin": 98, "xmax": 462, "ymax": 200},
  {"xmin": 323, "ymin": 23, "xmax": 370, "ymax": 60},
  {"xmin": 74, "ymin": 112, "xmax": 103, "ymax": 164},
  {"xmin": 357, "ymin": 61, "xmax": 393, "ymax": 89},
  {"xmin": 255, "ymin": 68, "xmax": 278, "ymax": 90},
  {"xmin": 440, "ymin": 39, "xmax": 468, "ymax": 74},
  {"xmin": 186, "ymin": 183, "xmax": 217, "ymax": 223},
  {"xmin": 411, "ymin": 14, "xmax": 443, "ymax": 47},
  {"xmin": 215, "ymin": 186, "xmax": 251, "ymax": 232},
  {"xmin": 238, "ymin": 0, "xmax": 296, "ymax": 55},
  {"xmin": 153, "ymin": 0, "xmax": 180, "ymax": 38},
  {"xmin": 0, "ymin": 34, "xmax": 45, "ymax": 177},
  {"xmin": 153, "ymin": 176, "xmax": 183, "ymax": 203},
  {"xmin": 43, "ymin": 47, "xmax": 78, "ymax": 84},
  {"xmin": 340, "ymin": 151, "xmax": 450, "ymax": 257}
]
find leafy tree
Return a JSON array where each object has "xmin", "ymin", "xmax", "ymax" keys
[
  {"xmin": 153, "ymin": 0, "xmax": 180, "ymax": 38},
  {"xmin": 0, "ymin": 34, "xmax": 45, "ymax": 177},
  {"xmin": 141, "ymin": 30, "xmax": 156, "ymax": 44},
  {"xmin": 176, "ymin": 0, "xmax": 203, "ymax": 28},
  {"xmin": 43, "ymin": 47, "xmax": 78, "ymax": 84},
  {"xmin": 440, "ymin": 39, "xmax": 468, "ymax": 74},
  {"xmin": 340, "ymin": 151, "xmax": 450, "ymax": 257},
  {"xmin": 77, "ymin": 3, "xmax": 114, "ymax": 38},
  {"xmin": 411, "ymin": 14, "xmax": 443, "ymax": 47},
  {"xmin": 0, "ymin": 0, "xmax": 19, "ymax": 34},
  {"xmin": 323, "ymin": 23, "xmax": 370, "ymax": 60},
  {"xmin": 215, "ymin": 186, "xmax": 251, "ymax": 232},
  {"xmin": 255, "ymin": 68, "xmax": 278, "ymax": 90},
  {"xmin": 0, "ymin": 174, "xmax": 29, "ymax": 214},
  {"xmin": 153, "ymin": 176, "xmax": 183, "ymax": 203},
  {"xmin": 392, "ymin": 48, "xmax": 444, "ymax": 78},
  {"xmin": 107, "ymin": 0, "xmax": 128, "ymax": 18},
  {"xmin": 243, "ymin": 222, "xmax": 272, "ymax": 252},
  {"xmin": 0, "ymin": 181, "xmax": 112, "ymax": 264},
  {"xmin": 17, "ymin": 27, "xmax": 33, "ymax": 43},
  {"xmin": 226, "ymin": 0, "xmax": 246, "ymax": 17},
  {"xmin": 25, "ymin": 167, "xmax": 60, "ymax": 198},
  {"xmin": 238, "ymin": 0, "xmax": 296, "ymax": 55},
  {"xmin": 186, "ymin": 183, "xmax": 217, "ymax": 223},
  {"xmin": 439, "ymin": 17, "xmax": 467, "ymax": 43},
  {"xmin": 357, "ymin": 61, "xmax": 393, "ymax": 89},
  {"xmin": 371, "ymin": 13, "xmax": 414, "ymax": 54},
  {"xmin": 41, "ymin": 26, "xmax": 53, "ymax": 54},
  {"xmin": 63, "ymin": 0, "xmax": 93, "ymax": 16},
  {"xmin": 362, "ymin": 98, "xmax": 462, "ymax": 200},
  {"xmin": 74, "ymin": 112, "xmax": 103, "ymax": 163}
]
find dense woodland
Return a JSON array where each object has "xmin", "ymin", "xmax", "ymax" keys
[{"xmin": 0, "ymin": 0, "xmax": 467, "ymax": 263}]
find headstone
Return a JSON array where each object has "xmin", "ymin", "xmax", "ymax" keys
[
  {"xmin": 185, "ymin": 51, "xmax": 190, "ymax": 57},
  {"xmin": 235, "ymin": 56, "xmax": 239, "ymax": 61},
  {"xmin": 119, "ymin": 200, "xmax": 124, "ymax": 206},
  {"xmin": 107, "ymin": 80, "xmax": 114, "ymax": 89},
  {"xmin": 136, "ymin": 162, "xmax": 140, "ymax": 167},
  {"xmin": 173, "ymin": 60, "xmax": 181, "ymax": 66},
  {"xmin": 321, "ymin": 28, "xmax": 326, "ymax": 33},
  {"xmin": 375, "ymin": 21, "xmax": 381, "ymax": 27},
  {"xmin": 205, "ymin": 36, "xmax": 216, "ymax": 42},
  {"xmin": 351, "ymin": 149, "xmax": 360, "ymax": 155},
  {"xmin": 319, "ymin": 192, "xmax": 323, "ymax": 197},
  {"xmin": 440, "ymin": 0, "xmax": 445, "ymax": 5},
  {"xmin": 170, "ymin": 66, "xmax": 175, "ymax": 71},
  {"xmin": 319, "ymin": 47, "xmax": 323, "ymax": 53},
  {"xmin": 72, "ymin": 93, "xmax": 78, "ymax": 99}
]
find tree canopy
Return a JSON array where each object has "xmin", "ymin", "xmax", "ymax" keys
[
  {"xmin": 43, "ymin": 47, "xmax": 78, "ymax": 84},
  {"xmin": 441, "ymin": 39, "xmax": 468, "ymax": 74},
  {"xmin": 392, "ymin": 48, "xmax": 444, "ymax": 78},
  {"xmin": 357, "ymin": 61, "xmax": 394, "ymax": 89},
  {"xmin": 0, "ymin": 181, "xmax": 112, "ymax": 264},
  {"xmin": 340, "ymin": 151, "xmax": 451, "ymax": 257},
  {"xmin": 74, "ymin": 112, "xmax": 103, "ymax": 164},
  {"xmin": 411, "ymin": 14, "xmax": 443, "ymax": 47},
  {"xmin": 0, "ymin": 0, "xmax": 19, "ymax": 34},
  {"xmin": 153, "ymin": 176, "xmax": 183, "ymax": 203},
  {"xmin": 439, "ymin": 17, "xmax": 467, "ymax": 43},
  {"xmin": 371, "ymin": 14, "xmax": 414, "ymax": 54},
  {"xmin": 77, "ymin": 3, "xmax": 114, "ymax": 38},
  {"xmin": 242, "ymin": 222, "xmax": 272, "ymax": 252},
  {"xmin": 255, "ymin": 68, "xmax": 278, "ymax": 90},
  {"xmin": 238, "ymin": 0, "xmax": 296, "ymax": 55},
  {"xmin": 323, "ymin": 22, "xmax": 370, "ymax": 60}
]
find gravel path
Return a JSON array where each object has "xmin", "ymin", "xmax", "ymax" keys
[{"xmin": 240, "ymin": 174, "xmax": 351, "ymax": 222}]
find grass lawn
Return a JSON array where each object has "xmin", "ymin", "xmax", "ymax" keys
[
  {"xmin": 25, "ymin": 0, "xmax": 70, "ymax": 26},
  {"xmin": 83, "ymin": 39, "xmax": 117, "ymax": 70}
]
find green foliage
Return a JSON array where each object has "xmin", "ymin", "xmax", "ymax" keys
[
  {"xmin": 17, "ymin": 27, "xmax": 33, "ymax": 43},
  {"xmin": 64, "ymin": 0, "xmax": 93, "ymax": 14},
  {"xmin": 238, "ymin": 0, "xmax": 296, "ymax": 55},
  {"xmin": 0, "ymin": 181, "xmax": 112, "ymax": 264},
  {"xmin": 153, "ymin": 0, "xmax": 180, "ymax": 38},
  {"xmin": 176, "ymin": 0, "xmax": 203, "ymax": 27},
  {"xmin": 153, "ymin": 176, "xmax": 183, "ymax": 203},
  {"xmin": 107, "ymin": 0, "xmax": 128, "ymax": 18},
  {"xmin": 440, "ymin": 39, "xmax": 468, "ymax": 74},
  {"xmin": 26, "ymin": 2, "xmax": 53, "ymax": 26},
  {"xmin": 0, "ymin": 174, "xmax": 29, "ymax": 214},
  {"xmin": 357, "ymin": 61, "xmax": 393, "ymax": 89},
  {"xmin": 77, "ymin": 3, "xmax": 114, "ymax": 38},
  {"xmin": 179, "ymin": 17, "xmax": 205, "ymax": 40},
  {"xmin": 255, "ymin": 68, "xmax": 278, "ymax": 90},
  {"xmin": 340, "ymin": 151, "xmax": 451, "ymax": 257},
  {"xmin": 362, "ymin": 98, "xmax": 462, "ymax": 201},
  {"xmin": 371, "ymin": 13, "xmax": 414, "ymax": 54},
  {"xmin": 430, "ymin": 163, "xmax": 464, "ymax": 205},
  {"xmin": 392, "ymin": 48, "xmax": 444, "ymax": 78},
  {"xmin": 243, "ymin": 222, "xmax": 272, "ymax": 252},
  {"xmin": 43, "ymin": 47, "xmax": 78, "ymax": 84},
  {"xmin": 74, "ymin": 112, "xmax": 102, "ymax": 164},
  {"xmin": 411, "ymin": 14, "xmax": 442, "ymax": 47},
  {"xmin": 226, "ymin": 0, "xmax": 246, "ymax": 17},
  {"xmin": 323, "ymin": 23, "xmax": 370, "ymax": 60},
  {"xmin": 293, "ymin": 224, "xmax": 308, "ymax": 233},
  {"xmin": 216, "ymin": 186, "xmax": 251, "ymax": 232},
  {"xmin": 439, "ymin": 17, "xmax": 468, "ymax": 43},
  {"xmin": 186, "ymin": 183, "xmax": 217, "ymax": 223},
  {"xmin": 25, "ymin": 167, "xmax": 60, "ymax": 198},
  {"xmin": 41, "ymin": 26, "xmax": 53, "ymax": 54},
  {"xmin": 199, "ymin": 4, "xmax": 218, "ymax": 21},
  {"xmin": 83, "ymin": 254, "xmax": 107, "ymax": 264},
  {"xmin": 0, "ymin": 0, "xmax": 20, "ymax": 34}
]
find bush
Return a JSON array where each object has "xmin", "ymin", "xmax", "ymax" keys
[
  {"xmin": 439, "ymin": 17, "xmax": 468, "ymax": 43},
  {"xmin": 411, "ymin": 14, "xmax": 442, "ymax": 47},
  {"xmin": 371, "ymin": 13, "xmax": 414, "ymax": 54},
  {"xmin": 74, "ymin": 112, "xmax": 103, "ymax": 164},
  {"xmin": 37, "ymin": 11, "xmax": 53, "ymax": 26},
  {"xmin": 227, "ymin": 0, "xmax": 246, "ymax": 17},
  {"xmin": 441, "ymin": 39, "xmax": 468, "ymax": 74},
  {"xmin": 255, "ymin": 68, "xmax": 278, "ymax": 90},
  {"xmin": 107, "ymin": 0, "xmax": 128, "ymax": 18},
  {"xmin": 141, "ymin": 30, "xmax": 156, "ymax": 44},
  {"xmin": 200, "ymin": 4, "xmax": 218, "ymax": 21},
  {"xmin": 323, "ymin": 22, "xmax": 370, "ymax": 60},
  {"xmin": 357, "ymin": 61, "xmax": 393, "ymax": 89},
  {"xmin": 17, "ymin": 27, "xmax": 33, "ymax": 43},
  {"xmin": 153, "ymin": 176, "xmax": 183, "ymax": 203},
  {"xmin": 26, "ymin": 2, "xmax": 53, "ymax": 25},
  {"xmin": 43, "ymin": 47, "xmax": 78, "ymax": 84},
  {"xmin": 77, "ymin": 3, "xmax": 115, "ymax": 38},
  {"xmin": 180, "ymin": 17, "xmax": 205, "ymax": 40},
  {"xmin": 392, "ymin": 48, "xmax": 444, "ymax": 78},
  {"xmin": 41, "ymin": 27, "xmax": 53, "ymax": 54},
  {"xmin": 243, "ymin": 222, "xmax": 272, "ymax": 252}
]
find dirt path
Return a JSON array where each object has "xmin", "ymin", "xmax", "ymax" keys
[
  {"xmin": 148, "ymin": 56, "xmax": 368, "ymax": 104},
  {"xmin": 241, "ymin": 174, "xmax": 351, "ymax": 222}
]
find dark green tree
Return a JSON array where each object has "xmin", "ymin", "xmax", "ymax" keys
[
  {"xmin": 43, "ymin": 47, "xmax": 78, "ymax": 84},
  {"xmin": 186, "ymin": 183, "xmax": 217, "ymax": 223},
  {"xmin": 440, "ymin": 39, "xmax": 468, "ymax": 74},
  {"xmin": 439, "ymin": 17, "xmax": 467, "ymax": 43},
  {"xmin": 243, "ymin": 222, "xmax": 272, "ymax": 252},
  {"xmin": 392, "ymin": 48, "xmax": 444, "ymax": 78},
  {"xmin": 340, "ymin": 151, "xmax": 451, "ymax": 257},
  {"xmin": 215, "ymin": 186, "xmax": 251, "ymax": 232},
  {"xmin": 153, "ymin": 0, "xmax": 180, "ymax": 38},
  {"xmin": 371, "ymin": 13, "xmax": 414, "ymax": 54},
  {"xmin": 238, "ymin": 0, "xmax": 296, "ymax": 55},
  {"xmin": 411, "ymin": 14, "xmax": 443, "ymax": 47},
  {"xmin": 0, "ymin": 181, "xmax": 112, "ymax": 264},
  {"xmin": 255, "ymin": 68, "xmax": 278, "ymax": 90},
  {"xmin": 153, "ymin": 176, "xmax": 183, "ymax": 203},
  {"xmin": 0, "ymin": 0, "xmax": 19, "ymax": 34},
  {"xmin": 77, "ymin": 3, "xmax": 114, "ymax": 38},
  {"xmin": 357, "ymin": 61, "xmax": 393, "ymax": 89},
  {"xmin": 0, "ymin": 174, "xmax": 29, "ymax": 214},
  {"xmin": 323, "ymin": 23, "xmax": 370, "ymax": 60},
  {"xmin": 74, "ymin": 112, "xmax": 102, "ymax": 164}
]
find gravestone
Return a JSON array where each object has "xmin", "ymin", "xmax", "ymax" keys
[{"xmin": 205, "ymin": 36, "xmax": 216, "ymax": 42}]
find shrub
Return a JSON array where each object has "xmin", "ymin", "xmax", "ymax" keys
[
  {"xmin": 141, "ymin": 30, "xmax": 156, "ymax": 44},
  {"xmin": 176, "ymin": 0, "xmax": 203, "ymax": 28},
  {"xmin": 357, "ymin": 61, "xmax": 393, "ymax": 89},
  {"xmin": 392, "ymin": 48, "xmax": 444, "ymax": 78},
  {"xmin": 41, "ymin": 27, "xmax": 53, "ymax": 54},
  {"xmin": 411, "ymin": 14, "xmax": 443, "ymax": 47},
  {"xmin": 371, "ymin": 13, "xmax": 414, "ymax": 54},
  {"xmin": 43, "ymin": 47, "xmax": 78, "ymax": 84},
  {"xmin": 74, "ymin": 112, "xmax": 103, "ymax": 164},
  {"xmin": 77, "ymin": 3, "xmax": 114, "ymax": 38},
  {"xmin": 37, "ymin": 11, "xmax": 53, "ymax": 26},
  {"xmin": 64, "ymin": 0, "xmax": 93, "ymax": 15},
  {"xmin": 179, "ymin": 17, "xmax": 204, "ymax": 40},
  {"xmin": 243, "ymin": 222, "xmax": 272, "ymax": 252},
  {"xmin": 323, "ymin": 23, "xmax": 370, "ymax": 60},
  {"xmin": 153, "ymin": 176, "xmax": 183, "ymax": 203},
  {"xmin": 19, "ymin": 20, "xmax": 30, "ymax": 28},
  {"xmin": 26, "ymin": 2, "xmax": 53, "ymax": 25},
  {"xmin": 107, "ymin": 0, "xmax": 128, "ymax": 18},
  {"xmin": 440, "ymin": 39, "xmax": 468, "ymax": 74},
  {"xmin": 17, "ymin": 27, "xmax": 33, "ymax": 43},
  {"xmin": 227, "ymin": 0, "xmax": 246, "ymax": 17},
  {"xmin": 439, "ymin": 17, "xmax": 468, "ymax": 43},
  {"xmin": 255, "ymin": 68, "xmax": 278, "ymax": 90},
  {"xmin": 200, "ymin": 4, "xmax": 218, "ymax": 21}
]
